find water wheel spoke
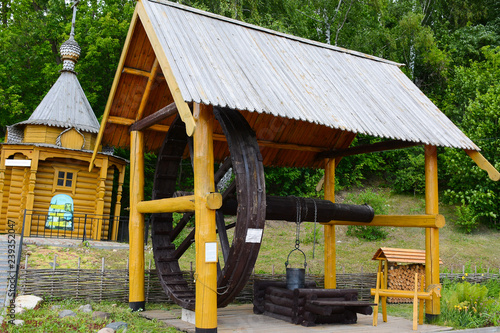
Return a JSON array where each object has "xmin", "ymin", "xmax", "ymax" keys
[
  {"xmin": 217, "ymin": 261, "xmax": 222, "ymax": 280},
  {"xmin": 170, "ymin": 212, "xmax": 194, "ymax": 241},
  {"xmin": 216, "ymin": 210, "xmax": 230, "ymax": 263},
  {"xmin": 214, "ymin": 157, "xmax": 232, "ymax": 184},
  {"xmin": 173, "ymin": 228, "xmax": 195, "ymax": 260}
]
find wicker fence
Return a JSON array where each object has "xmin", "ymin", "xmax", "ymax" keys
[{"xmin": 17, "ymin": 266, "xmax": 500, "ymax": 304}]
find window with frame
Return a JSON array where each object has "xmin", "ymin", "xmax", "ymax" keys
[
  {"xmin": 57, "ymin": 171, "xmax": 73, "ymax": 187},
  {"xmin": 53, "ymin": 168, "xmax": 78, "ymax": 194}
]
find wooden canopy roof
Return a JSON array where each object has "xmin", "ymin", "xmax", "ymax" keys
[
  {"xmin": 372, "ymin": 248, "xmax": 443, "ymax": 265},
  {"xmin": 93, "ymin": 0, "xmax": 482, "ymax": 169}
]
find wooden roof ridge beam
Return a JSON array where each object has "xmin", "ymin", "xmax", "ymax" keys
[
  {"xmin": 130, "ymin": 102, "xmax": 178, "ymax": 132},
  {"xmin": 318, "ymin": 140, "xmax": 421, "ymax": 159},
  {"xmin": 465, "ymin": 149, "xmax": 500, "ymax": 181}
]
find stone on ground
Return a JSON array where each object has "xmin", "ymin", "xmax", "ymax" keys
[
  {"xmin": 97, "ymin": 328, "xmax": 115, "ymax": 333},
  {"xmin": 15, "ymin": 295, "xmax": 43, "ymax": 313},
  {"xmin": 92, "ymin": 311, "xmax": 111, "ymax": 320},
  {"xmin": 78, "ymin": 304, "xmax": 93, "ymax": 313},
  {"xmin": 106, "ymin": 321, "xmax": 128, "ymax": 332},
  {"xmin": 58, "ymin": 309, "xmax": 76, "ymax": 318}
]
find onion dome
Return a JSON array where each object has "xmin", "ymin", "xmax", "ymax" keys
[{"xmin": 60, "ymin": 35, "xmax": 81, "ymax": 72}]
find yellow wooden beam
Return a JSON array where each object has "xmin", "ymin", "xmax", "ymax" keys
[
  {"xmin": 324, "ymin": 158, "xmax": 336, "ymax": 289},
  {"xmin": 136, "ymin": 0, "xmax": 195, "ymax": 137},
  {"xmin": 90, "ymin": 6, "xmax": 139, "ymax": 171},
  {"xmin": 136, "ymin": 195, "xmax": 195, "ymax": 214},
  {"xmin": 425, "ymin": 145, "xmax": 440, "ymax": 317},
  {"xmin": 322, "ymin": 214, "xmax": 445, "ymax": 228},
  {"xmin": 465, "ymin": 149, "xmax": 500, "ymax": 181},
  {"xmin": 193, "ymin": 103, "xmax": 217, "ymax": 330},
  {"xmin": 370, "ymin": 289, "xmax": 433, "ymax": 300},
  {"xmin": 136, "ymin": 58, "xmax": 160, "ymax": 121},
  {"xmin": 129, "ymin": 130, "xmax": 145, "ymax": 311},
  {"xmin": 122, "ymin": 66, "xmax": 166, "ymax": 80},
  {"xmin": 111, "ymin": 164, "xmax": 126, "ymax": 241}
]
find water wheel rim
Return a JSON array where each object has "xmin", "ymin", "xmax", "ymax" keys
[{"xmin": 151, "ymin": 107, "xmax": 266, "ymax": 310}]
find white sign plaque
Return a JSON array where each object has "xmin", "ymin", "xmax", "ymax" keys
[
  {"xmin": 245, "ymin": 228, "xmax": 263, "ymax": 243},
  {"xmin": 205, "ymin": 242, "xmax": 218, "ymax": 263}
]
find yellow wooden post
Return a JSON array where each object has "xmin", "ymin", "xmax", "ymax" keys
[
  {"xmin": 95, "ymin": 157, "xmax": 109, "ymax": 240},
  {"xmin": 129, "ymin": 130, "xmax": 145, "ymax": 311},
  {"xmin": 324, "ymin": 158, "xmax": 336, "ymax": 289},
  {"xmin": 24, "ymin": 149, "xmax": 39, "ymax": 236},
  {"xmin": 0, "ymin": 150, "xmax": 6, "ymax": 230},
  {"xmin": 425, "ymin": 145, "xmax": 440, "ymax": 319},
  {"xmin": 111, "ymin": 164, "xmax": 126, "ymax": 241},
  {"xmin": 193, "ymin": 103, "xmax": 218, "ymax": 332}
]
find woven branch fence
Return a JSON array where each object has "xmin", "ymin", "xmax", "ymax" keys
[{"xmin": 16, "ymin": 265, "xmax": 500, "ymax": 304}]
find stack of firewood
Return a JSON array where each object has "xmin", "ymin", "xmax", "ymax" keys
[{"xmin": 387, "ymin": 264, "xmax": 425, "ymax": 303}]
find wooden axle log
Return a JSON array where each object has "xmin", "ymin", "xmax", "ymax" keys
[{"xmin": 223, "ymin": 196, "xmax": 374, "ymax": 223}]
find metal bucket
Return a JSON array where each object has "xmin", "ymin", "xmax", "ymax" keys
[
  {"xmin": 286, "ymin": 267, "xmax": 305, "ymax": 290},
  {"xmin": 285, "ymin": 247, "xmax": 307, "ymax": 290}
]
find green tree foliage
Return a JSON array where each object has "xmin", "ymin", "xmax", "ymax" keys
[
  {"xmin": 0, "ymin": 0, "xmax": 134, "ymax": 137},
  {"xmin": 441, "ymin": 47, "xmax": 500, "ymax": 231}
]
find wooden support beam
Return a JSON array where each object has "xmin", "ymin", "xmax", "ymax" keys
[
  {"xmin": 425, "ymin": 145, "xmax": 440, "ymax": 317},
  {"xmin": 135, "ymin": 59, "xmax": 160, "ymax": 121},
  {"xmin": 111, "ymin": 164, "xmax": 126, "ymax": 241},
  {"xmin": 324, "ymin": 158, "xmax": 336, "ymax": 289},
  {"xmin": 370, "ymin": 289, "xmax": 433, "ymax": 300},
  {"xmin": 193, "ymin": 103, "xmax": 217, "ymax": 331},
  {"xmin": 465, "ymin": 149, "xmax": 500, "ymax": 181},
  {"xmin": 318, "ymin": 140, "xmax": 421, "ymax": 159},
  {"xmin": 123, "ymin": 66, "xmax": 166, "ymax": 80},
  {"xmin": 322, "ymin": 214, "xmax": 445, "ymax": 228},
  {"xmin": 129, "ymin": 130, "xmax": 145, "ymax": 311},
  {"xmin": 136, "ymin": 195, "xmax": 195, "ymax": 214},
  {"xmin": 129, "ymin": 102, "xmax": 178, "ymax": 132},
  {"xmin": 110, "ymin": 115, "xmax": 327, "ymax": 153}
]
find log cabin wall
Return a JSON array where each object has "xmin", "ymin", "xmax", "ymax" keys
[
  {"xmin": 29, "ymin": 159, "xmax": 115, "ymax": 239},
  {"xmin": 23, "ymin": 125, "xmax": 96, "ymax": 151},
  {"xmin": 0, "ymin": 148, "xmax": 123, "ymax": 240}
]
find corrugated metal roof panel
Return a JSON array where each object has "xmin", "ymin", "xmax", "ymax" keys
[
  {"xmin": 141, "ymin": 0, "xmax": 478, "ymax": 150},
  {"xmin": 18, "ymin": 71, "xmax": 100, "ymax": 133}
]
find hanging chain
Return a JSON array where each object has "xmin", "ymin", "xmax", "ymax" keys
[
  {"xmin": 312, "ymin": 198, "xmax": 318, "ymax": 259},
  {"xmin": 292, "ymin": 196, "xmax": 301, "ymax": 249}
]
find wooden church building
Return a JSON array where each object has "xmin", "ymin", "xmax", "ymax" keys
[{"xmin": 0, "ymin": 8, "xmax": 127, "ymax": 240}]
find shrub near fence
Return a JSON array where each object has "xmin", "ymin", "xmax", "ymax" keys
[{"xmin": 16, "ymin": 264, "xmax": 500, "ymax": 304}]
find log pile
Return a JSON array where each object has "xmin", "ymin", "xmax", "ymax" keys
[
  {"xmin": 253, "ymin": 280, "xmax": 374, "ymax": 326},
  {"xmin": 387, "ymin": 264, "xmax": 425, "ymax": 303}
]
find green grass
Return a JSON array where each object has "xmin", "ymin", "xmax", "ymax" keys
[{"xmin": 1, "ymin": 300, "xmax": 180, "ymax": 333}]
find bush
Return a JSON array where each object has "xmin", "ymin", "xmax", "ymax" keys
[
  {"xmin": 440, "ymin": 280, "xmax": 500, "ymax": 328},
  {"xmin": 455, "ymin": 205, "xmax": 480, "ymax": 233},
  {"xmin": 344, "ymin": 189, "xmax": 389, "ymax": 241}
]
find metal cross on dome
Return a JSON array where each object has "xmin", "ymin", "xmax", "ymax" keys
[{"xmin": 70, "ymin": 0, "xmax": 80, "ymax": 37}]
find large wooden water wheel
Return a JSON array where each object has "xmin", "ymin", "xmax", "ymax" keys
[{"xmin": 151, "ymin": 107, "xmax": 266, "ymax": 310}]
